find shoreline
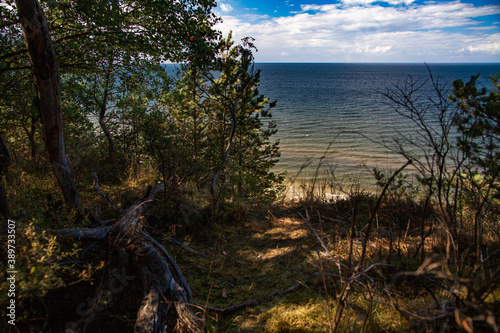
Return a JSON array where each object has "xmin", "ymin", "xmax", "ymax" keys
[{"xmin": 280, "ymin": 178, "xmax": 379, "ymax": 202}]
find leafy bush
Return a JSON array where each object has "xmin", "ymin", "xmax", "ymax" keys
[{"xmin": 0, "ymin": 222, "xmax": 93, "ymax": 324}]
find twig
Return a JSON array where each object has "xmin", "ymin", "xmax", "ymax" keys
[
  {"xmin": 368, "ymin": 299, "xmax": 450, "ymax": 321},
  {"xmin": 358, "ymin": 159, "xmax": 412, "ymax": 267},
  {"xmin": 92, "ymin": 172, "xmax": 123, "ymax": 214},
  {"xmin": 200, "ymin": 300, "xmax": 259, "ymax": 314},
  {"xmin": 197, "ymin": 281, "xmax": 305, "ymax": 314},
  {"xmin": 316, "ymin": 263, "xmax": 398, "ymax": 283},
  {"xmin": 146, "ymin": 226, "xmax": 208, "ymax": 258},
  {"xmin": 298, "ymin": 211, "xmax": 347, "ymax": 274}
]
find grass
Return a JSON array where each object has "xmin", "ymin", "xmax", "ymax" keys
[
  {"xmin": 161, "ymin": 180, "xmax": 499, "ymax": 332},
  {"xmin": 3, "ymin": 161, "xmax": 499, "ymax": 332},
  {"xmin": 163, "ymin": 199, "xmax": 420, "ymax": 331}
]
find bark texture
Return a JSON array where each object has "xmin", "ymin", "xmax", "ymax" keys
[
  {"xmin": 98, "ymin": 67, "xmax": 115, "ymax": 160},
  {"xmin": 15, "ymin": 0, "xmax": 80, "ymax": 208},
  {"xmin": 54, "ymin": 183, "xmax": 200, "ymax": 332},
  {"xmin": 0, "ymin": 135, "xmax": 11, "ymax": 233}
]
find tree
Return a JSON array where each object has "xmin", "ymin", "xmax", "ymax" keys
[
  {"xmin": 183, "ymin": 34, "xmax": 284, "ymax": 205},
  {"xmin": 139, "ymin": 34, "xmax": 284, "ymax": 210},
  {"xmin": 384, "ymin": 68, "xmax": 500, "ymax": 262},
  {"xmin": 2, "ymin": 0, "xmax": 220, "ymax": 205},
  {"xmin": 2, "ymin": 0, "xmax": 220, "ymax": 74},
  {"xmin": 0, "ymin": 134, "xmax": 10, "ymax": 232},
  {"xmin": 383, "ymin": 71, "xmax": 464, "ymax": 228},
  {"xmin": 381, "ymin": 70, "xmax": 500, "ymax": 332},
  {"xmin": 211, "ymin": 48, "xmax": 283, "ymax": 201},
  {"xmin": 2, "ymin": 1, "xmax": 222, "ymax": 330},
  {"xmin": 450, "ymin": 73, "xmax": 500, "ymax": 257},
  {"xmin": 15, "ymin": 0, "xmax": 80, "ymax": 208},
  {"xmin": 451, "ymin": 73, "xmax": 500, "ymax": 187}
]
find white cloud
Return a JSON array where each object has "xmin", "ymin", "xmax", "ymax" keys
[
  {"xmin": 467, "ymin": 26, "xmax": 498, "ymax": 31},
  {"xmin": 464, "ymin": 34, "xmax": 500, "ymax": 54},
  {"xmin": 301, "ymin": 4, "xmax": 338, "ymax": 12},
  {"xmin": 243, "ymin": 14, "xmax": 271, "ymax": 21},
  {"xmin": 219, "ymin": 3, "xmax": 234, "ymax": 13},
  {"xmin": 216, "ymin": 1, "xmax": 500, "ymax": 62},
  {"xmin": 356, "ymin": 45, "xmax": 393, "ymax": 54},
  {"xmin": 342, "ymin": 0, "xmax": 415, "ymax": 5},
  {"xmin": 467, "ymin": 43, "xmax": 500, "ymax": 53}
]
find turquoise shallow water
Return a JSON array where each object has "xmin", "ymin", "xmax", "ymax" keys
[{"xmin": 255, "ymin": 63, "xmax": 500, "ymax": 190}]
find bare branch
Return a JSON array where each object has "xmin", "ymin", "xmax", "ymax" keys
[
  {"xmin": 52, "ymin": 224, "xmax": 114, "ymax": 240},
  {"xmin": 298, "ymin": 211, "xmax": 348, "ymax": 274},
  {"xmin": 92, "ymin": 172, "xmax": 123, "ymax": 214}
]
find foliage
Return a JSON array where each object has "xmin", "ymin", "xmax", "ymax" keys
[
  {"xmin": 0, "ymin": 1, "xmax": 288, "ymax": 331},
  {"xmin": 143, "ymin": 33, "xmax": 285, "ymax": 207},
  {"xmin": 374, "ymin": 70, "xmax": 500, "ymax": 331},
  {"xmin": 1, "ymin": 0, "xmax": 220, "ymax": 73},
  {"xmin": 1, "ymin": 0, "xmax": 283, "ymax": 220},
  {"xmin": 451, "ymin": 73, "xmax": 500, "ymax": 198},
  {"xmin": 373, "ymin": 167, "xmax": 418, "ymax": 200},
  {"xmin": 1, "ymin": 0, "xmax": 284, "ymax": 209},
  {"xmin": 197, "ymin": 34, "xmax": 285, "ymax": 203},
  {"xmin": 0, "ymin": 222, "xmax": 93, "ymax": 321},
  {"xmin": 140, "ymin": 106, "xmax": 196, "ymax": 200},
  {"xmin": 0, "ymin": 0, "xmax": 220, "ymax": 189}
]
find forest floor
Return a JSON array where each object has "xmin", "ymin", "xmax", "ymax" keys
[
  {"xmin": 171, "ymin": 198, "xmax": 426, "ymax": 332},
  {"xmin": 4, "ymin": 170, "xmax": 499, "ymax": 332}
]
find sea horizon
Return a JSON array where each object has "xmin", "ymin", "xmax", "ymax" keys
[
  {"xmin": 164, "ymin": 62, "xmax": 500, "ymax": 194},
  {"xmin": 254, "ymin": 62, "xmax": 500, "ymax": 194},
  {"xmin": 254, "ymin": 62, "xmax": 500, "ymax": 64}
]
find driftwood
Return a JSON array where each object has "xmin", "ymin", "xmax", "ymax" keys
[{"xmin": 53, "ymin": 183, "xmax": 200, "ymax": 332}]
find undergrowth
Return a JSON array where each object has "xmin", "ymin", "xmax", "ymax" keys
[{"xmin": 1, "ymin": 157, "xmax": 499, "ymax": 332}]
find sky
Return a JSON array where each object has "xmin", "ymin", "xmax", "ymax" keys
[{"xmin": 213, "ymin": 0, "xmax": 500, "ymax": 63}]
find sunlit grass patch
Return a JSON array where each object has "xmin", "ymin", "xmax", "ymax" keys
[
  {"xmin": 252, "ymin": 217, "xmax": 307, "ymax": 241},
  {"xmin": 257, "ymin": 302, "xmax": 334, "ymax": 333},
  {"xmin": 252, "ymin": 296, "xmax": 408, "ymax": 333}
]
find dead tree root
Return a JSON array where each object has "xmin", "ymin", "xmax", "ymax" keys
[{"xmin": 54, "ymin": 183, "xmax": 202, "ymax": 332}]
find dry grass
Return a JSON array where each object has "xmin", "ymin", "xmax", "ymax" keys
[
  {"xmin": 166, "ymin": 187, "xmax": 500, "ymax": 332},
  {"xmin": 4, "ymin": 165, "xmax": 498, "ymax": 332}
]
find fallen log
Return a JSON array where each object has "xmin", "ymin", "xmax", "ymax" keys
[{"xmin": 53, "ymin": 182, "xmax": 201, "ymax": 332}]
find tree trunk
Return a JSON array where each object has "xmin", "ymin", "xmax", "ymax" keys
[
  {"xmin": 210, "ymin": 106, "xmax": 237, "ymax": 209},
  {"xmin": 99, "ymin": 113, "xmax": 115, "ymax": 160},
  {"xmin": 22, "ymin": 114, "xmax": 38, "ymax": 161},
  {"xmin": 54, "ymin": 183, "xmax": 200, "ymax": 332},
  {"xmin": 98, "ymin": 67, "xmax": 115, "ymax": 160},
  {"xmin": 0, "ymin": 134, "xmax": 11, "ymax": 233},
  {"xmin": 15, "ymin": 0, "xmax": 80, "ymax": 208}
]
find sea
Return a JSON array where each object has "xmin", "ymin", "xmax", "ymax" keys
[{"xmin": 253, "ymin": 63, "xmax": 500, "ymax": 193}]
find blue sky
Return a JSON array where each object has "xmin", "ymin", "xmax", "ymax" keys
[{"xmin": 213, "ymin": 0, "xmax": 500, "ymax": 62}]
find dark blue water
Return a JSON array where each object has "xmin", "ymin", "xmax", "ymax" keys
[{"xmin": 254, "ymin": 63, "xmax": 500, "ymax": 190}]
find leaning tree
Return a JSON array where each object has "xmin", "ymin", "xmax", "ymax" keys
[{"xmin": 4, "ymin": 0, "xmax": 220, "ymax": 330}]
